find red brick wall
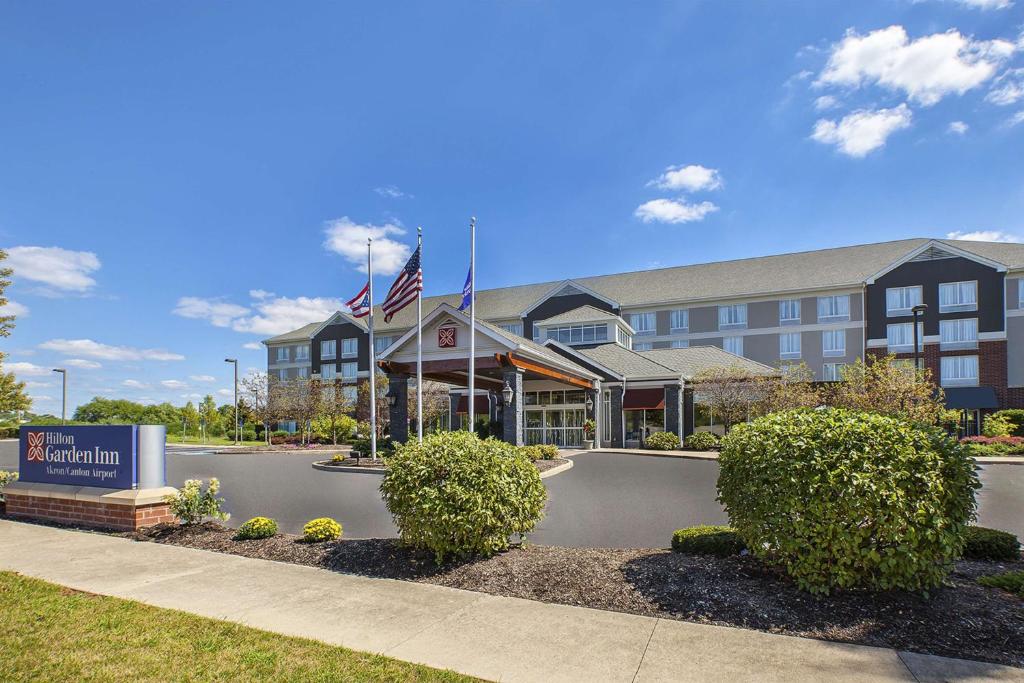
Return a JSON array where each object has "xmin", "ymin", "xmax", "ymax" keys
[{"xmin": 5, "ymin": 494, "xmax": 176, "ymax": 531}]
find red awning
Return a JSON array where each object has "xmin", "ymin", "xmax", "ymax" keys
[
  {"xmin": 623, "ymin": 388, "xmax": 665, "ymax": 411},
  {"xmin": 455, "ymin": 395, "xmax": 492, "ymax": 414}
]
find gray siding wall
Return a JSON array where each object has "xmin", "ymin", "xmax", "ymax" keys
[
  {"xmin": 801, "ymin": 297, "xmax": 817, "ymax": 325},
  {"xmin": 800, "ymin": 327, "xmax": 862, "ymax": 380},
  {"xmin": 743, "ymin": 333, "xmax": 778, "ymax": 367},
  {"xmin": 747, "ymin": 301, "xmax": 776, "ymax": 329},
  {"xmin": 655, "ymin": 310, "xmax": 671, "ymax": 336},
  {"xmin": 1007, "ymin": 278, "xmax": 1021, "ymax": 311},
  {"xmin": 1009, "ymin": 316, "xmax": 1024, "ymax": 387},
  {"xmin": 689, "ymin": 306, "xmax": 718, "ymax": 333}
]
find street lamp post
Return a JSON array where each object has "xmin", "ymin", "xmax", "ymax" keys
[
  {"xmin": 52, "ymin": 368, "xmax": 67, "ymax": 425},
  {"xmin": 225, "ymin": 358, "xmax": 239, "ymax": 444},
  {"xmin": 911, "ymin": 304, "xmax": 928, "ymax": 372}
]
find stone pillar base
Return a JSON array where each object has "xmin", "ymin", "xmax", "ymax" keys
[{"xmin": 4, "ymin": 481, "xmax": 178, "ymax": 532}]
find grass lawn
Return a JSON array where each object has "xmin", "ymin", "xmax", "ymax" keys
[
  {"xmin": 170, "ymin": 435, "xmax": 268, "ymax": 447},
  {"xmin": 0, "ymin": 571, "xmax": 479, "ymax": 682}
]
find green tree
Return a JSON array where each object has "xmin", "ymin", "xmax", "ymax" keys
[
  {"xmin": 826, "ymin": 354, "xmax": 945, "ymax": 426},
  {"xmin": 181, "ymin": 401, "xmax": 200, "ymax": 438},
  {"xmin": 0, "ymin": 249, "xmax": 31, "ymax": 413},
  {"xmin": 0, "ymin": 249, "xmax": 16, "ymax": 338},
  {"xmin": 199, "ymin": 395, "xmax": 222, "ymax": 436}
]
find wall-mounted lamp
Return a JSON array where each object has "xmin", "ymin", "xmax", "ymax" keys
[{"xmin": 501, "ymin": 381, "xmax": 514, "ymax": 407}]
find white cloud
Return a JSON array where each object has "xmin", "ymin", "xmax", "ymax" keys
[
  {"xmin": 948, "ymin": 120, "xmax": 969, "ymax": 134},
  {"xmin": 817, "ymin": 26, "xmax": 1015, "ymax": 106},
  {"xmin": 65, "ymin": 358, "xmax": 101, "ymax": 369},
  {"xmin": 249, "ymin": 289, "xmax": 274, "ymax": 300},
  {"xmin": 24, "ymin": 381, "xmax": 52, "ymax": 388},
  {"xmin": 172, "ymin": 297, "xmax": 250, "ymax": 327},
  {"xmin": 323, "ymin": 217, "xmax": 411, "ymax": 275},
  {"xmin": 648, "ymin": 165, "xmax": 723, "ymax": 192},
  {"xmin": 217, "ymin": 388, "xmax": 234, "ymax": 398},
  {"xmin": 634, "ymin": 199, "xmax": 719, "ymax": 224},
  {"xmin": 946, "ymin": 230, "xmax": 1022, "ymax": 242},
  {"xmin": 161, "ymin": 380, "xmax": 188, "ymax": 390},
  {"xmin": 232, "ymin": 295, "xmax": 342, "ymax": 336},
  {"xmin": 812, "ymin": 104, "xmax": 913, "ymax": 157},
  {"xmin": 122, "ymin": 379, "xmax": 149, "ymax": 389},
  {"xmin": 374, "ymin": 185, "xmax": 411, "ymax": 199},
  {"xmin": 987, "ymin": 68, "xmax": 1024, "ymax": 105},
  {"xmin": 181, "ymin": 393, "xmax": 203, "ymax": 401},
  {"xmin": 5, "ymin": 246, "xmax": 101, "ymax": 293},
  {"xmin": 243, "ymin": 341, "xmax": 263, "ymax": 350},
  {"xmin": 955, "ymin": 0, "xmax": 1012, "ymax": 8},
  {"xmin": 189, "ymin": 374, "xmax": 215, "ymax": 382},
  {"xmin": 814, "ymin": 95, "xmax": 840, "ymax": 110},
  {"xmin": 0, "ymin": 299, "xmax": 28, "ymax": 317},
  {"xmin": 1008, "ymin": 110, "xmax": 1024, "ymax": 126},
  {"xmin": 7, "ymin": 361, "xmax": 52, "ymax": 377},
  {"xmin": 39, "ymin": 339, "xmax": 185, "ymax": 361}
]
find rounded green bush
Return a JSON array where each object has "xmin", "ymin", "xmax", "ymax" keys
[
  {"xmin": 302, "ymin": 517, "xmax": 342, "ymax": 542},
  {"xmin": 717, "ymin": 408, "xmax": 980, "ymax": 594},
  {"xmin": 963, "ymin": 526, "xmax": 1020, "ymax": 561},
  {"xmin": 683, "ymin": 431, "xmax": 719, "ymax": 451},
  {"xmin": 645, "ymin": 431, "xmax": 681, "ymax": 450},
  {"xmin": 380, "ymin": 431, "xmax": 547, "ymax": 564},
  {"xmin": 671, "ymin": 525, "xmax": 744, "ymax": 556},
  {"xmin": 235, "ymin": 516, "xmax": 278, "ymax": 540}
]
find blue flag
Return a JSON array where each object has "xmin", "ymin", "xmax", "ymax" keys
[{"xmin": 458, "ymin": 266, "xmax": 472, "ymax": 311}]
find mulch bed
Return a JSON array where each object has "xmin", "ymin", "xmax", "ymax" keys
[{"xmin": 130, "ymin": 522, "xmax": 1024, "ymax": 668}]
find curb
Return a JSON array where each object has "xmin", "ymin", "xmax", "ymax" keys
[
  {"xmin": 593, "ymin": 448, "xmax": 719, "ymax": 462},
  {"xmin": 539, "ymin": 459, "xmax": 574, "ymax": 479},
  {"xmin": 973, "ymin": 456, "xmax": 1024, "ymax": 465},
  {"xmin": 311, "ymin": 460, "xmax": 387, "ymax": 474}
]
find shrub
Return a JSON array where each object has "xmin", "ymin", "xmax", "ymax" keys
[
  {"xmin": 331, "ymin": 454, "xmax": 347, "ymax": 463},
  {"xmin": 519, "ymin": 444, "xmax": 558, "ymax": 461},
  {"xmin": 380, "ymin": 431, "xmax": 547, "ymax": 564},
  {"xmin": 645, "ymin": 431, "xmax": 681, "ymax": 450},
  {"xmin": 0, "ymin": 470, "xmax": 17, "ymax": 500},
  {"xmin": 992, "ymin": 409, "xmax": 1024, "ymax": 437},
  {"xmin": 978, "ymin": 570, "xmax": 1024, "ymax": 598},
  {"xmin": 684, "ymin": 431, "xmax": 719, "ymax": 451},
  {"xmin": 303, "ymin": 517, "xmax": 342, "ymax": 542},
  {"xmin": 272, "ymin": 430, "xmax": 289, "ymax": 438},
  {"xmin": 960, "ymin": 435, "xmax": 1024, "ymax": 456},
  {"xmin": 717, "ymin": 408, "xmax": 980, "ymax": 594},
  {"xmin": 164, "ymin": 478, "xmax": 229, "ymax": 525},
  {"xmin": 671, "ymin": 525, "xmax": 744, "ymax": 556},
  {"xmin": 962, "ymin": 526, "xmax": 1021, "ymax": 561},
  {"xmin": 235, "ymin": 516, "xmax": 278, "ymax": 540},
  {"xmin": 241, "ymin": 428, "xmax": 257, "ymax": 442},
  {"xmin": 983, "ymin": 413, "xmax": 1014, "ymax": 438}
]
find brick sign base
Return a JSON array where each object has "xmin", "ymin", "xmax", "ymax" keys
[{"xmin": 4, "ymin": 482, "xmax": 177, "ymax": 532}]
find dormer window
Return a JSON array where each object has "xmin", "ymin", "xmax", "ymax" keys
[{"xmin": 545, "ymin": 324, "xmax": 608, "ymax": 345}]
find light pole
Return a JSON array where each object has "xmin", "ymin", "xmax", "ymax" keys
[
  {"xmin": 52, "ymin": 368, "xmax": 67, "ymax": 425},
  {"xmin": 225, "ymin": 358, "xmax": 238, "ymax": 444},
  {"xmin": 911, "ymin": 304, "xmax": 928, "ymax": 372}
]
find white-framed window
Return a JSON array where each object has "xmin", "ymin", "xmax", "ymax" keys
[
  {"xmin": 940, "ymin": 318, "xmax": 978, "ymax": 350},
  {"xmin": 939, "ymin": 281, "xmax": 977, "ymax": 313},
  {"xmin": 941, "ymin": 355, "xmax": 979, "ymax": 387},
  {"xmin": 277, "ymin": 369, "xmax": 288, "ymax": 381},
  {"xmin": 671, "ymin": 339, "xmax": 689, "ymax": 349},
  {"xmin": 320, "ymin": 364, "xmax": 337, "ymax": 380},
  {"xmin": 546, "ymin": 324, "xmax": 608, "ymax": 345},
  {"xmin": 718, "ymin": 304, "xmax": 747, "ymax": 330},
  {"xmin": 629, "ymin": 312, "xmax": 655, "ymax": 336},
  {"xmin": 499, "ymin": 322, "xmax": 523, "ymax": 336},
  {"xmin": 295, "ymin": 345, "xmax": 309, "ymax": 361},
  {"xmin": 633, "ymin": 342, "xmax": 653, "ymax": 351},
  {"xmin": 822, "ymin": 363, "xmax": 845, "ymax": 382},
  {"xmin": 817, "ymin": 295, "xmax": 850, "ymax": 321},
  {"xmin": 340, "ymin": 362, "xmax": 358, "ymax": 380},
  {"xmin": 779, "ymin": 332, "xmax": 801, "ymax": 359},
  {"xmin": 615, "ymin": 325, "xmax": 629, "ymax": 347},
  {"xmin": 723, "ymin": 336, "xmax": 743, "ymax": 356},
  {"xmin": 532, "ymin": 327, "xmax": 542, "ymax": 343},
  {"xmin": 670, "ymin": 309, "xmax": 689, "ymax": 332},
  {"xmin": 276, "ymin": 347, "xmax": 289, "ymax": 362},
  {"xmin": 779, "ymin": 299, "xmax": 801, "ymax": 325},
  {"xmin": 321, "ymin": 340, "xmax": 336, "ymax": 359},
  {"xmin": 886, "ymin": 322, "xmax": 923, "ymax": 353},
  {"xmin": 342, "ymin": 386, "xmax": 358, "ymax": 404},
  {"xmin": 297, "ymin": 367, "xmax": 309, "ymax": 379},
  {"xmin": 822, "ymin": 329, "xmax": 846, "ymax": 357},
  {"xmin": 341, "ymin": 338, "xmax": 358, "ymax": 358},
  {"xmin": 373, "ymin": 335, "xmax": 394, "ymax": 355},
  {"xmin": 886, "ymin": 286, "xmax": 922, "ymax": 317}
]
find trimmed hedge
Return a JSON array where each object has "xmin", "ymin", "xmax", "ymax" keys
[
  {"xmin": 303, "ymin": 517, "xmax": 342, "ymax": 542},
  {"xmin": 684, "ymin": 431, "xmax": 719, "ymax": 451},
  {"xmin": 380, "ymin": 431, "xmax": 546, "ymax": 564},
  {"xmin": 520, "ymin": 444, "xmax": 559, "ymax": 461},
  {"xmin": 718, "ymin": 408, "xmax": 980, "ymax": 594},
  {"xmin": 671, "ymin": 525, "xmax": 744, "ymax": 556},
  {"xmin": 978, "ymin": 570, "xmax": 1024, "ymax": 598},
  {"xmin": 992, "ymin": 409, "xmax": 1024, "ymax": 437},
  {"xmin": 963, "ymin": 526, "xmax": 1021, "ymax": 561},
  {"xmin": 235, "ymin": 517, "xmax": 278, "ymax": 540},
  {"xmin": 645, "ymin": 432, "xmax": 681, "ymax": 451}
]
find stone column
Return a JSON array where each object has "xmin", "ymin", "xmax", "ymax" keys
[
  {"xmin": 501, "ymin": 368, "xmax": 525, "ymax": 446},
  {"xmin": 610, "ymin": 385, "xmax": 624, "ymax": 448},
  {"xmin": 665, "ymin": 383, "xmax": 683, "ymax": 440},
  {"xmin": 448, "ymin": 391, "xmax": 461, "ymax": 431},
  {"xmin": 388, "ymin": 373, "xmax": 410, "ymax": 444}
]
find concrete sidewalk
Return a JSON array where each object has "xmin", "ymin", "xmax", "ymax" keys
[{"xmin": 0, "ymin": 520, "xmax": 1020, "ymax": 682}]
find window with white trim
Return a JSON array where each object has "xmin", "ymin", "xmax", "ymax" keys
[
  {"xmin": 373, "ymin": 335, "xmax": 394, "ymax": 355},
  {"xmin": 297, "ymin": 367, "xmax": 309, "ymax": 379},
  {"xmin": 671, "ymin": 339, "xmax": 689, "ymax": 349},
  {"xmin": 886, "ymin": 286, "xmax": 922, "ymax": 317},
  {"xmin": 817, "ymin": 295, "xmax": 850, "ymax": 321},
  {"xmin": 615, "ymin": 325, "xmax": 629, "ymax": 347},
  {"xmin": 341, "ymin": 338, "xmax": 358, "ymax": 358},
  {"xmin": 276, "ymin": 347, "xmax": 289, "ymax": 362},
  {"xmin": 670, "ymin": 309, "xmax": 689, "ymax": 332},
  {"xmin": 886, "ymin": 322, "xmax": 923, "ymax": 353},
  {"xmin": 340, "ymin": 362, "xmax": 358, "ymax": 380},
  {"xmin": 320, "ymin": 340, "xmax": 336, "ymax": 359},
  {"xmin": 633, "ymin": 342, "xmax": 653, "ymax": 351},
  {"xmin": 629, "ymin": 312, "xmax": 655, "ymax": 336},
  {"xmin": 320, "ymin": 364, "xmax": 336, "ymax": 380},
  {"xmin": 779, "ymin": 332, "xmax": 801, "ymax": 359},
  {"xmin": 940, "ymin": 355, "xmax": 978, "ymax": 387},
  {"xmin": 822, "ymin": 363, "xmax": 844, "ymax": 382},
  {"xmin": 822, "ymin": 329, "xmax": 846, "ymax": 357},
  {"xmin": 499, "ymin": 322, "xmax": 523, "ymax": 336},
  {"xmin": 718, "ymin": 304, "xmax": 747, "ymax": 330},
  {"xmin": 723, "ymin": 336, "xmax": 743, "ymax": 356},
  {"xmin": 342, "ymin": 386, "xmax": 358, "ymax": 404},
  {"xmin": 295, "ymin": 345, "xmax": 309, "ymax": 361},
  {"xmin": 277, "ymin": 369, "xmax": 288, "ymax": 381},
  {"xmin": 779, "ymin": 299, "xmax": 800, "ymax": 325},
  {"xmin": 939, "ymin": 318, "xmax": 978, "ymax": 350},
  {"xmin": 545, "ymin": 324, "xmax": 608, "ymax": 344},
  {"xmin": 939, "ymin": 281, "xmax": 977, "ymax": 313}
]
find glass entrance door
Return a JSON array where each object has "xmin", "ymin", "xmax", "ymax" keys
[{"xmin": 525, "ymin": 408, "xmax": 584, "ymax": 447}]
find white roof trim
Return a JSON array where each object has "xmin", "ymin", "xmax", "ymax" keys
[
  {"xmin": 308, "ymin": 310, "xmax": 368, "ymax": 339},
  {"xmin": 542, "ymin": 340, "xmax": 624, "ymax": 381},
  {"xmin": 376, "ymin": 303, "xmax": 516, "ymax": 361},
  {"xmin": 865, "ymin": 240, "xmax": 1007, "ymax": 284},
  {"xmin": 519, "ymin": 279, "xmax": 620, "ymax": 317}
]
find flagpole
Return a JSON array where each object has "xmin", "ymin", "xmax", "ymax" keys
[
  {"xmin": 367, "ymin": 238, "xmax": 378, "ymax": 461},
  {"xmin": 468, "ymin": 216, "xmax": 476, "ymax": 432},
  {"xmin": 416, "ymin": 227, "xmax": 423, "ymax": 442}
]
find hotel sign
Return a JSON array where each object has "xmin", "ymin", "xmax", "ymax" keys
[{"xmin": 20, "ymin": 425, "xmax": 138, "ymax": 489}]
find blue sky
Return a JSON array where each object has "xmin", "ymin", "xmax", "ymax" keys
[{"xmin": 1, "ymin": 1, "xmax": 1022, "ymax": 413}]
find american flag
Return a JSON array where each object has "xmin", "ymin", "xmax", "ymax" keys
[
  {"xmin": 345, "ymin": 282, "xmax": 371, "ymax": 318},
  {"xmin": 382, "ymin": 246, "xmax": 422, "ymax": 322}
]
